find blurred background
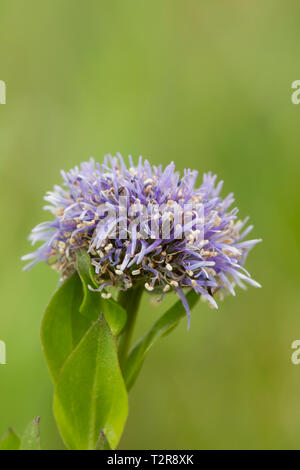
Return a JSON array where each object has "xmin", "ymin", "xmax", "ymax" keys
[{"xmin": 0, "ymin": 0, "xmax": 300, "ymax": 450}]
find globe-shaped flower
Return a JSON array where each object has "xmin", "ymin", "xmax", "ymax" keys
[{"xmin": 23, "ymin": 155, "xmax": 261, "ymax": 324}]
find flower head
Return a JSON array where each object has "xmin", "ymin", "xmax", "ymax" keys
[{"xmin": 23, "ymin": 154, "xmax": 261, "ymax": 323}]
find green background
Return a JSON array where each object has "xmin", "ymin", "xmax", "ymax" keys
[{"xmin": 0, "ymin": 0, "xmax": 300, "ymax": 449}]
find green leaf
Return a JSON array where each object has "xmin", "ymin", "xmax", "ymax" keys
[
  {"xmin": 76, "ymin": 250, "xmax": 127, "ymax": 336},
  {"xmin": 95, "ymin": 429, "xmax": 111, "ymax": 450},
  {"xmin": 0, "ymin": 428, "xmax": 20, "ymax": 450},
  {"xmin": 123, "ymin": 290, "xmax": 199, "ymax": 390},
  {"xmin": 41, "ymin": 272, "xmax": 92, "ymax": 382},
  {"xmin": 20, "ymin": 418, "xmax": 41, "ymax": 450},
  {"xmin": 99, "ymin": 297, "xmax": 127, "ymax": 337},
  {"xmin": 53, "ymin": 315, "xmax": 128, "ymax": 450},
  {"xmin": 76, "ymin": 249, "xmax": 98, "ymax": 316}
]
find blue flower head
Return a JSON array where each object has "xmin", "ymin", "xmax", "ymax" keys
[{"xmin": 23, "ymin": 154, "xmax": 261, "ymax": 324}]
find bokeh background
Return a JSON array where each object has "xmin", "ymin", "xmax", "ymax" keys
[{"xmin": 0, "ymin": 0, "xmax": 300, "ymax": 450}]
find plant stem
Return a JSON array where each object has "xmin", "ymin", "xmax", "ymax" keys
[{"xmin": 118, "ymin": 284, "xmax": 144, "ymax": 368}]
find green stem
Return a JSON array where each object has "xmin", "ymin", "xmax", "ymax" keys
[{"xmin": 118, "ymin": 284, "xmax": 144, "ymax": 368}]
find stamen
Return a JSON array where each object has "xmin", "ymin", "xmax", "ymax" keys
[
  {"xmin": 101, "ymin": 292, "xmax": 111, "ymax": 299},
  {"xmin": 132, "ymin": 269, "xmax": 141, "ymax": 276},
  {"xmin": 145, "ymin": 282, "xmax": 154, "ymax": 291}
]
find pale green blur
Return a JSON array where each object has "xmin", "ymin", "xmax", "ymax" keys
[{"xmin": 0, "ymin": 0, "xmax": 300, "ymax": 450}]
